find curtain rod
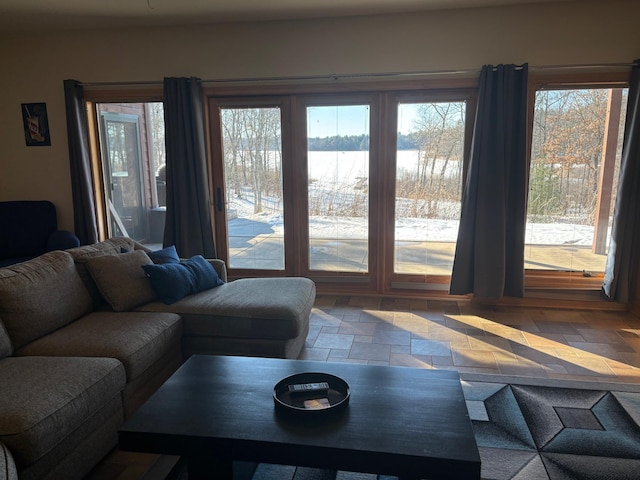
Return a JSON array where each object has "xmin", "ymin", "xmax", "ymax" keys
[{"xmin": 79, "ymin": 62, "xmax": 634, "ymax": 87}]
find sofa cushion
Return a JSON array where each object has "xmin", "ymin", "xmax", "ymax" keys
[
  {"xmin": 0, "ymin": 320, "xmax": 12, "ymax": 359},
  {"xmin": 142, "ymin": 255, "xmax": 224, "ymax": 304},
  {"xmin": 16, "ymin": 311, "xmax": 182, "ymax": 381},
  {"xmin": 67, "ymin": 237, "xmax": 147, "ymax": 307},
  {"xmin": 0, "ymin": 251, "xmax": 93, "ymax": 350},
  {"xmin": 86, "ymin": 250, "xmax": 157, "ymax": 311},
  {"xmin": 0, "ymin": 356, "xmax": 125, "ymax": 468},
  {"xmin": 137, "ymin": 277, "xmax": 316, "ymax": 340}
]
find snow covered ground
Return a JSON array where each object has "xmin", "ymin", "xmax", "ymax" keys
[
  {"xmin": 229, "ymin": 198, "xmax": 604, "ymax": 247},
  {"xmin": 228, "ymin": 150, "xmax": 608, "ymax": 247}
]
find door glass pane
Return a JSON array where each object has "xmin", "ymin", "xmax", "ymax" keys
[
  {"xmin": 220, "ymin": 107, "xmax": 284, "ymax": 270},
  {"xmin": 526, "ymin": 88, "xmax": 628, "ymax": 273},
  {"xmin": 394, "ymin": 102, "xmax": 466, "ymax": 274},
  {"xmin": 307, "ymin": 105, "xmax": 370, "ymax": 272}
]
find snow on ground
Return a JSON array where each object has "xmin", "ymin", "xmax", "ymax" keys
[
  {"xmin": 229, "ymin": 197, "xmax": 603, "ymax": 246},
  {"xmin": 228, "ymin": 150, "xmax": 608, "ymax": 246}
]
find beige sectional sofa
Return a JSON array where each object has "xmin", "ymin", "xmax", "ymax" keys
[{"xmin": 0, "ymin": 237, "xmax": 315, "ymax": 480}]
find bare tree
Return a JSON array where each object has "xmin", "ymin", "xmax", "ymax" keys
[
  {"xmin": 221, "ymin": 107, "xmax": 283, "ymax": 215},
  {"xmin": 399, "ymin": 101, "xmax": 465, "ymax": 219}
]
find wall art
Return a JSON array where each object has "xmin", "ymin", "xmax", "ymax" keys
[{"xmin": 22, "ymin": 102, "xmax": 51, "ymax": 146}]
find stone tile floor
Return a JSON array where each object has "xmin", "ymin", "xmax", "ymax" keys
[{"xmin": 299, "ymin": 295, "xmax": 640, "ymax": 385}]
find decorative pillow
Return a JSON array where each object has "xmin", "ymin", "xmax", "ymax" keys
[
  {"xmin": 142, "ymin": 255, "xmax": 224, "ymax": 304},
  {"xmin": 142, "ymin": 262, "xmax": 193, "ymax": 304},
  {"xmin": 68, "ymin": 242, "xmax": 123, "ymax": 308},
  {"xmin": 187, "ymin": 255, "xmax": 224, "ymax": 291},
  {"xmin": 86, "ymin": 250, "xmax": 157, "ymax": 311},
  {"xmin": 147, "ymin": 245, "xmax": 180, "ymax": 264}
]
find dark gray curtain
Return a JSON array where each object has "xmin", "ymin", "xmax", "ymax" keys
[
  {"xmin": 63, "ymin": 79, "xmax": 98, "ymax": 245},
  {"xmin": 450, "ymin": 64, "xmax": 529, "ymax": 299},
  {"xmin": 162, "ymin": 77, "xmax": 216, "ymax": 258},
  {"xmin": 602, "ymin": 60, "xmax": 640, "ymax": 303}
]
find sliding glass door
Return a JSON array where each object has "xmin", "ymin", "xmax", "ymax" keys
[
  {"xmin": 525, "ymin": 87, "xmax": 628, "ymax": 277},
  {"xmin": 217, "ymin": 105, "xmax": 286, "ymax": 270},
  {"xmin": 208, "ymin": 90, "xmax": 472, "ymax": 292},
  {"xmin": 306, "ymin": 104, "xmax": 371, "ymax": 273},
  {"xmin": 393, "ymin": 100, "xmax": 467, "ymax": 276}
]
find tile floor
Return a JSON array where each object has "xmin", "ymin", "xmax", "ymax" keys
[
  {"xmin": 85, "ymin": 295, "xmax": 640, "ymax": 479},
  {"xmin": 299, "ymin": 295, "xmax": 640, "ymax": 385}
]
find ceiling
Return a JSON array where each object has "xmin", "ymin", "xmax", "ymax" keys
[{"xmin": 0, "ymin": 0, "xmax": 577, "ymax": 33}]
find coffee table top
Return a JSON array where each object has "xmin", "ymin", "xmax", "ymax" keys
[{"xmin": 119, "ymin": 355, "xmax": 480, "ymax": 479}]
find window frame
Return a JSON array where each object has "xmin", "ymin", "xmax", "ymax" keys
[
  {"xmin": 384, "ymin": 89, "xmax": 477, "ymax": 296},
  {"xmin": 208, "ymin": 96, "xmax": 294, "ymax": 276},
  {"xmin": 81, "ymin": 70, "xmax": 633, "ymax": 299},
  {"xmin": 84, "ymin": 87, "xmax": 163, "ymax": 242},
  {"xmin": 205, "ymin": 78, "xmax": 478, "ymax": 295},
  {"xmin": 524, "ymin": 71, "xmax": 630, "ymax": 292}
]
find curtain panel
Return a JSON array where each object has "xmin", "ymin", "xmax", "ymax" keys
[
  {"xmin": 162, "ymin": 77, "xmax": 217, "ymax": 259},
  {"xmin": 450, "ymin": 64, "xmax": 529, "ymax": 299},
  {"xmin": 63, "ymin": 79, "xmax": 98, "ymax": 245},
  {"xmin": 602, "ymin": 60, "xmax": 640, "ymax": 303}
]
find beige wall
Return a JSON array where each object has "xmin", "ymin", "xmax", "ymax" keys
[{"xmin": 0, "ymin": 0, "xmax": 639, "ymax": 231}]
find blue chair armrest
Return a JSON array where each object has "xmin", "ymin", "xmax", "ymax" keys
[{"xmin": 46, "ymin": 230, "xmax": 80, "ymax": 252}]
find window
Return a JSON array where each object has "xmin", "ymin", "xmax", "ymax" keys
[
  {"xmin": 208, "ymin": 86, "xmax": 475, "ymax": 293},
  {"xmin": 219, "ymin": 106, "xmax": 285, "ymax": 270},
  {"xmin": 525, "ymin": 86, "xmax": 628, "ymax": 279},
  {"xmin": 307, "ymin": 104, "xmax": 371, "ymax": 273},
  {"xmin": 95, "ymin": 102, "xmax": 166, "ymax": 246},
  {"xmin": 394, "ymin": 101, "xmax": 467, "ymax": 276},
  {"xmin": 86, "ymin": 73, "xmax": 632, "ymax": 298}
]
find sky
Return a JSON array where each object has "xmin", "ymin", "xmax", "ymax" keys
[{"xmin": 307, "ymin": 104, "xmax": 420, "ymax": 138}]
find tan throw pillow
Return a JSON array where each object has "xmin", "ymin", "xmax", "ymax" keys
[{"xmin": 86, "ymin": 250, "xmax": 157, "ymax": 311}]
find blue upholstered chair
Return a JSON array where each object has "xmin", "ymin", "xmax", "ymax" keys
[{"xmin": 0, "ymin": 200, "xmax": 80, "ymax": 267}]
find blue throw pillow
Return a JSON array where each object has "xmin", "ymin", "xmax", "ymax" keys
[
  {"xmin": 142, "ymin": 262, "xmax": 194, "ymax": 304},
  {"xmin": 187, "ymin": 255, "xmax": 224, "ymax": 291},
  {"xmin": 147, "ymin": 245, "xmax": 180, "ymax": 264},
  {"xmin": 142, "ymin": 255, "xmax": 223, "ymax": 304}
]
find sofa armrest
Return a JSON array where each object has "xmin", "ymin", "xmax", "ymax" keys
[
  {"xmin": 206, "ymin": 258, "xmax": 228, "ymax": 283},
  {"xmin": 46, "ymin": 230, "xmax": 80, "ymax": 252}
]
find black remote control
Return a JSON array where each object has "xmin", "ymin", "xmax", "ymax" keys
[{"xmin": 288, "ymin": 382, "xmax": 330, "ymax": 394}]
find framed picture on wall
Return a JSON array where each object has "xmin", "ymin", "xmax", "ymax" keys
[{"xmin": 21, "ymin": 102, "xmax": 51, "ymax": 146}]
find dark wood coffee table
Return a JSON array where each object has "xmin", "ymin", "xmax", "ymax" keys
[{"xmin": 119, "ymin": 355, "xmax": 480, "ymax": 479}]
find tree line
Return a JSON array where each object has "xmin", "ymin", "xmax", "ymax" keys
[{"xmin": 308, "ymin": 133, "xmax": 421, "ymax": 151}]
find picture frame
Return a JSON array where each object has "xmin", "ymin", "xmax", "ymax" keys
[{"xmin": 22, "ymin": 102, "xmax": 51, "ymax": 146}]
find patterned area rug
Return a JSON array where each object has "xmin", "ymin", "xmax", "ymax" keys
[
  {"xmin": 168, "ymin": 378, "xmax": 640, "ymax": 480},
  {"xmin": 462, "ymin": 376, "xmax": 640, "ymax": 480}
]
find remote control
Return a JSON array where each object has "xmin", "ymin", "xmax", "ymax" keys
[{"xmin": 288, "ymin": 382, "xmax": 330, "ymax": 394}]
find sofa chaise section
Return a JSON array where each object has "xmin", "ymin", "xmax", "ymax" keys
[
  {"xmin": 68, "ymin": 237, "xmax": 315, "ymax": 360},
  {"xmin": 139, "ymin": 277, "xmax": 314, "ymax": 358}
]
